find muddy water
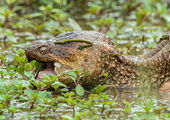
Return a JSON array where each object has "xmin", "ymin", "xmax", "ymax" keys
[{"xmin": 115, "ymin": 87, "xmax": 170, "ymax": 103}]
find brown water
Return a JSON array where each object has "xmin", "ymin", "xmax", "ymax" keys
[{"xmin": 116, "ymin": 87, "xmax": 170, "ymax": 103}]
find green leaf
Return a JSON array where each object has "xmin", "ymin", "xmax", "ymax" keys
[
  {"xmin": 8, "ymin": 105, "xmax": 17, "ymax": 113},
  {"xmin": 0, "ymin": 115, "xmax": 5, "ymax": 120},
  {"xmin": 147, "ymin": 41, "xmax": 157, "ymax": 49},
  {"xmin": 102, "ymin": 73, "xmax": 109, "ymax": 77},
  {"xmin": 30, "ymin": 80, "xmax": 39, "ymax": 89},
  {"xmin": 24, "ymin": 89, "xmax": 33, "ymax": 98},
  {"xmin": 0, "ymin": 56, "xmax": 5, "ymax": 61},
  {"xmin": 30, "ymin": 60, "xmax": 36, "ymax": 66},
  {"xmin": 93, "ymin": 85, "xmax": 108, "ymax": 93},
  {"xmin": 79, "ymin": 71, "xmax": 88, "ymax": 78},
  {"xmin": 64, "ymin": 71, "xmax": 77, "ymax": 81},
  {"xmin": 52, "ymin": 81, "xmax": 66, "ymax": 90},
  {"xmin": 62, "ymin": 115, "xmax": 73, "ymax": 120},
  {"xmin": 16, "ymin": 66, "xmax": 24, "ymax": 75},
  {"xmin": 6, "ymin": 0, "xmax": 16, "ymax": 5},
  {"xmin": 73, "ymin": 69, "xmax": 81, "ymax": 75},
  {"xmin": 68, "ymin": 18, "xmax": 82, "ymax": 31},
  {"xmin": 101, "ymin": 54, "xmax": 108, "ymax": 58},
  {"xmin": 25, "ymin": 72, "xmax": 34, "ymax": 79},
  {"xmin": 59, "ymin": 88, "xmax": 69, "ymax": 92},
  {"xmin": 75, "ymin": 84, "xmax": 85, "ymax": 96},
  {"xmin": 42, "ymin": 73, "xmax": 51, "ymax": 80},
  {"xmin": 24, "ymin": 63, "xmax": 33, "ymax": 70},
  {"xmin": 15, "ymin": 56, "xmax": 23, "ymax": 63},
  {"xmin": 77, "ymin": 45, "xmax": 84, "ymax": 50}
]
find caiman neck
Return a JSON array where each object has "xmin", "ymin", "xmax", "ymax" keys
[
  {"xmin": 102, "ymin": 47, "xmax": 137, "ymax": 87},
  {"xmin": 103, "ymin": 42, "xmax": 170, "ymax": 87}
]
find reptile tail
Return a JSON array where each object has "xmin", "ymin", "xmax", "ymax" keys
[
  {"xmin": 140, "ymin": 33, "xmax": 170, "ymax": 59},
  {"xmin": 136, "ymin": 33, "xmax": 170, "ymax": 87},
  {"xmin": 147, "ymin": 41, "xmax": 170, "ymax": 87}
]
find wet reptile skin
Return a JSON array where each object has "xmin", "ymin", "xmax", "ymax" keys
[{"xmin": 25, "ymin": 31, "xmax": 170, "ymax": 88}]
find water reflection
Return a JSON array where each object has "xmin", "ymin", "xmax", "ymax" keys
[{"xmin": 115, "ymin": 87, "xmax": 170, "ymax": 104}]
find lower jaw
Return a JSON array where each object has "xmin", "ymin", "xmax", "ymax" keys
[
  {"xmin": 36, "ymin": 62, "xmax": 56, "ymax": 80},
  {"xmin": 36, "ymin": 62, "xmax": 74, "ymax": 85}
]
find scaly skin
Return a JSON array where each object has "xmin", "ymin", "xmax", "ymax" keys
[{"xmin": 25, "ymin": 31, "xmax": 170, "ymax": 88}]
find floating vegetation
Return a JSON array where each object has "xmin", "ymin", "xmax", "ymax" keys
[{"xmin": 0, "ymin": 0, "xmax": 169, "ymax": 119}]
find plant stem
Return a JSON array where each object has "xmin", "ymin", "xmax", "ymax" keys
[
  {"xmin": 72, "ymin": 105, "xmax": 75, "ymax": 118},
  {"xmin": 2, "ymin": 35, "xmax": 7, "ymax": 49},
  {"xmin": 101, "ymin": 104, "xmax": 105, "ymax": 114},
  {"xmin": 12, "ymin": 113, "xmax": 14, "ymax": 120}
]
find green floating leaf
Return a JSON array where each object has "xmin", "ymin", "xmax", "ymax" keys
[{"xmin": 76, "ymin": 84, "xmax": 85, "ymax": 96}]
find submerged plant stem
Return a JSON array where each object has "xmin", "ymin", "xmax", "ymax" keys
[{"xmin": 72, "ymin": 105, "xmax": 75, "ymax": 118}]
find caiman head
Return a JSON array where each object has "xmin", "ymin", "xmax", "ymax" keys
[{"xmin": 25, "ymin": 31, "xmax": 111, "ymax": 85}]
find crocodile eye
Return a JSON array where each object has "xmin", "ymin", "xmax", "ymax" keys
[{"xmin": 39, "ymin": 46, "xmax": 48, "ymax": 54}]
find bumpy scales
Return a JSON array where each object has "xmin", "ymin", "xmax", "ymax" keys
[{"xmin": 25, "ymin": 31, "xmax": 170, "ymax": 88}]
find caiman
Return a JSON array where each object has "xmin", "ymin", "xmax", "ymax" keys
[{"xmin": 25, "ymin": 31, "xmax": 170, "ymax": 91}]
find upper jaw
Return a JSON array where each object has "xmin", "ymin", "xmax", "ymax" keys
[{"xmin": 25, "ymin": 51, "xmax": 34, "ymax": 62}]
